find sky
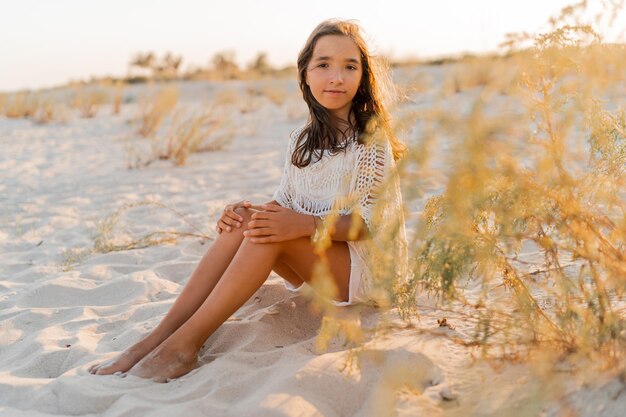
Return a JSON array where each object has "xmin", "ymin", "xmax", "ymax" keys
[{"xmin": 1, "ymin": 0, "xmax": 623, "ymax": 92}]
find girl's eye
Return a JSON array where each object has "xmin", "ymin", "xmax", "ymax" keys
[
  {"xmin": 347, "ymin": 65, "xmax": 358, "ymax": 70},
  {"xmin": 318, "ymin": 63, "xmax": 329, "ymax": 68}
]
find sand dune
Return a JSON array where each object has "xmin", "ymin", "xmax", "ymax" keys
[{"xmin": 1, "ymin": 75, "xmax": 624, "ymax": 416}]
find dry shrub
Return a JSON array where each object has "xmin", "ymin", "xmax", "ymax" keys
[
  {"xmin": 91, "ymin": 200, "xmax": 209, "ymax": 254},
  {"xmin": 72, "ymin": 86, "xmax": 109, "ymax": 118},
  {"xmin": 156, "ymin": 109, "xmax": 233, "ymax": 166},
  {"xmin": 3, "ymin": 92, "xmax": 40, "ymax": 118},
  {"xmin": 34, "ymin": 99, "xmax": 68, "ymax": 124},
  {"xmin": 1, "ymin": 92, "xmax": 68, "ymax": 123},
  {"xmin": 305, "ymin": 4, "xmax": 626, "ymax": 407},
  {"xmin": 128, "ymin": 107, "xmax": 233, "ymax": 168},
  {"xmin": 112, "ymin": 81, "xmax": 125, "ymax": 114},
  {"xmin": 137, "ymin": 85, "xmax": 178, "ymax": 137},
  {"xmin": 395, "ymin": 24, "xmax": 626, "ymax": 369}
]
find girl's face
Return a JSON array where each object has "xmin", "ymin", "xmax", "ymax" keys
[{"xmin": 306, "ymin": 35, "xmax": 363, "ymax": 121}]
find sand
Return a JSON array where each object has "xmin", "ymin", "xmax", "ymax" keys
[{"xmin": 1, "ymin": 73, "xmax": 624, "ymax": 416}]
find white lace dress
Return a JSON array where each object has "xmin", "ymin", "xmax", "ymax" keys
[{"xmin": 273, "ymin": 128, "xmax": 408, "ymax": 306}]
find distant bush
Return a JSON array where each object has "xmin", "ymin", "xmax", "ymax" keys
[
  {"xmin": 71, "ymin": 86, "xmax": 109, "ymax": 118},
  {"xmin": 156, "ymin": 109, "xmax": 233, "ymax": 166},
  {"xmin": 136, "ymin": 86, "xmax": 178, "ymax": 137},
  {"xmin": 3, "ymin": 92, "xmax": 40, "ymax": 119}
]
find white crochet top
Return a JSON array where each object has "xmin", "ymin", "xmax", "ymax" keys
[{"xmin": 273, "ymin": 128, "xmax": 408, "ymax": 304}]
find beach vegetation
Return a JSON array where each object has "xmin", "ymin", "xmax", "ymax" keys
[
  {"xmin": 91, "ymin": 200, "xmax": 210, "ymax": 254},
  {"xmin": 136, "ymin": 85, "xmax": 179, "ymax": 137},
  {"xmin": 151, "ymin": 108, "xmax": 234, "ymax": 166},
  {"xmin": 309, "ymin": 2, "xmax": 626, "ymax": 401},
  {"xmin": 71, "ymin": 86, "xmax": 109, "ymax": 118},
  {"xmin": 3, "ymin": 92, "xmax": 41, "ymax": 119}
]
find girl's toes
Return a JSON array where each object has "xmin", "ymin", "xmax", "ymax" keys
[
  {"xmin": 89, "ymin": 364, "xmax": 99, "ymax": 374},
  {"xmin": 96, "ymin": 367, "xmax": 109, "ymax": 375}
]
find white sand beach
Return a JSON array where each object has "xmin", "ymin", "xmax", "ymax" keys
[{"xmin": 1, "ymin": 69, "xmax": 624, "ymax": 417}]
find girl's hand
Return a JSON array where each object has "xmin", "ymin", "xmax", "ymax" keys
[
  {"xmin": 216, "ymin": 200, "xmax": 253, "ymax": 234},
  {"xmin": 244, "ymin": 204, "xmax": 312, "ymax": 243}
]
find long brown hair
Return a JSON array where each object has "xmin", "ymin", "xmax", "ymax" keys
[{"xmin": 293, "ymin": 19, "xmax": 406, "ymax": 168}]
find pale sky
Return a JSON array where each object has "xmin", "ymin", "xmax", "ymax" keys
[{"xmin": 1, "ymin": 0, "xmax": 623, "ymax": 92}]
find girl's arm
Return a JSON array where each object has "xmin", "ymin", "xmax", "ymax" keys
[{"xmin": 244, "ymin": 205, "xmax": 370, "ymax": 243}]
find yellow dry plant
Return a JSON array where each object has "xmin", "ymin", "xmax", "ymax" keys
[
  {"xmin": 137, "ymin": 85, "xmax": 178, "ymax": 137},
  {"xmin": 156, "ymin": 109, "xmax": 232, "ymax": 166},
  {"xmin": 72, "ymin": 86, "xmax": 109, "ymax": 118},
  {"xmin": 4, "ymin": 92, "xmax": 40, "ymax": 118},
  {"xmin": 112, "ymin": 81, "xmax": 125, "ymax": 115},
  {"xmin": 307, "ymin": 5, "xmax": 626, "ymax": 403}
]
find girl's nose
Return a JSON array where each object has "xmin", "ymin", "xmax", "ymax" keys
[{"xmin": 330, "ymin": 69, "xmax": 343, "ymax": 84}]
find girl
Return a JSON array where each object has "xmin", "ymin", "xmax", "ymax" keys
[{"xmin": 89, "ymin": 19, "xmax": 407, "ymax": 382}]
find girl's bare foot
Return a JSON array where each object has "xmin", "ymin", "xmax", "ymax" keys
[
  {"xmin": 89, "ymin": 338, "xmax": 158, "ymax": 375},
  {"xmin": 127, "ymin": 340, "xmax": 198, "ymax": 383}
]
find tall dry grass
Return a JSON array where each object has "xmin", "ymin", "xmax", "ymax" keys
[
  {"xmin": 57, "ymin": 200, "xmax": 211, "ymax": 271},
  {"xmin": 154, "ymin": 109, "xmax": 233, "ymax": 166},
  {"xmin": 307, "ymin": 2, "xmax": 626, "ymax": 412},
  {"xmin": 0, "ymin": 93, "xmax": 6, "ymax": 114},
  {"xmin": 127, "ymin": 105, "xmax": 234, "ymax": 168},
  {"xmin": 34, "ymin": 99, "xmax": 68, "ymax": 124},
  {"xmin": 3, "ymin": 92, "xmax": 41, "ymax": 119},
  {"xmin": 2, "ymin": 91, "xmax": 68, "ymax": 123},
  {"xmin": 111, "ymin": 81, "xmax": 125, "ymax": 115},
  {"xmin": 136, "ymin": 85, "xmax": 178, "ymax": 137},
  {"xmin": 71, "ymin": 86, "xmax": 109, "ymax": 118}
]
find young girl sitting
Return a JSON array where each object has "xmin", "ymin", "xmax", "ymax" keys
[{"xmin": 89, "ymin": 18, "xmax": 407, "ymax": 382}]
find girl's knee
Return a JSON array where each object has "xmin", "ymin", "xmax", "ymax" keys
[{"xmin": 233, "ymin": 207, "xmax": 255, "ymax": 222}]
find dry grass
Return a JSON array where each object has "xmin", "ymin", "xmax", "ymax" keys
[
  {"xmin": 111, "ymin": 81, "xmax": 125, "ymax": 115},
  {"xmin": 3, "ymin": 92, "xmax": 41, "ymax": 118},
  {"xmin": 57, "ymin": 200, "xmax": 211, "ymax": 270},
  {"xmin": 92, "ymin": 200, "xmax": 210, "ymax": 254},
  {"xmin": 0, "ymin": 93, "xmax": 6, "ymax": 114},
  {"xmin": 306, "ymin": 6, "xmax": 626, "ymax": 410},
  {"xmin": 156, "ymin": 108, "xmax": 233, "ymax": 166},
  {"xmin": 395, "ymin": 33, "xmax": 626, "ymax": 368},
  {"xmin": 1, "ymin": 83, "xmax": 125, "ymax": 122},
  {"xmin": 71, "ymin": 86, "xmax": 109, "ymax": 118},
  {"xmin": 128, "ymin": 106, "xmax": 234, "ymax": 168},
  {"xmin": 34, "ymin": 99, "xmax": 68, "ymax": 124},
  {"xmin": 137, "ymin": 85, "xmax": 179, "ymax": 137}
]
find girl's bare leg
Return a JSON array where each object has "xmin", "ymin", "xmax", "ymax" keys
[
  {"xmin": 89, "ymin": 209, "xmax": 253, "ymax": 375},
  {"xmin": 127, "ymin": 236, "xmax": 350, "ymax": 382}
]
